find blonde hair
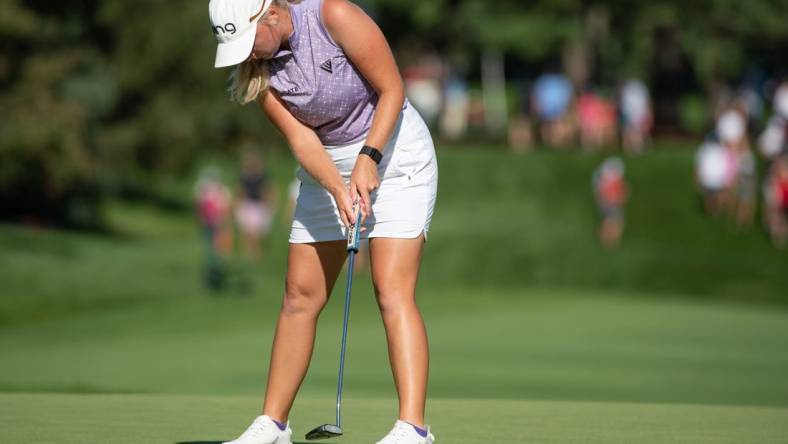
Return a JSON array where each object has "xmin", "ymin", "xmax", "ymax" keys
[
  {"xmin": 228, "ymin": 0, "xmax": 300, "ymax": 104},
  {"xmin": 229, "ymin": 59, "xmax": 270, "ymax": 104}
]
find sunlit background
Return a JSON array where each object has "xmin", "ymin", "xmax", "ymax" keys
[{"xmin": 2, "ymin": 1, "xmax": 788, "ymax": 442}]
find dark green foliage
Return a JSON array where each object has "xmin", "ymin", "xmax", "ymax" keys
[
  {"xmin": 0, "ymin": 0, "xmax": 279, "ymax": 226},
  {"xmin": 2, "ymin": 0, "xmax": 788, "ymax": 226},
  {"xmin": 367, "ymin": 0, "xmax": 788, "ymax": 81}
]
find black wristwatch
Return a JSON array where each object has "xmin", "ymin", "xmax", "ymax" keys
[{"xmin": 359, "ymin": 145, "xmax": 383, "ymax": 164}]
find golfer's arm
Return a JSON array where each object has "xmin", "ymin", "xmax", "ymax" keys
[
  {"xmin": 260, "ymin": 90, "xmax": 346, "ymax": 195},
  {"xmin": 323, "ymin": 0, "xmax": 405, "ymax": 152}
]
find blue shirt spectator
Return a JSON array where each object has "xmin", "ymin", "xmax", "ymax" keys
[{"xmin": 532, "ymin": 73, "xmax": 573, "ymax": 122}]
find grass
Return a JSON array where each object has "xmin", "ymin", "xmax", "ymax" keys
[
  {"xmin": 3, "ymin": 393, "xmax": 788, "ymax": 443},
  {"xmin": 428, "ymin": 147, "xmax": 788, "ymax": 300},
  {"xmin": 2, "ymin": 147, "xmax": 787, "ymax": 326},
  {"xmin": 2, "ymin": 147, "xmax": 788, "ymax": 441},
  {"xmin": 2, "ymin": 282, "xmax": 788, "ymax": 404}
]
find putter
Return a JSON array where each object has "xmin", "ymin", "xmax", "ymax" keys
[{"xmin": 305, "ymin": 204, "xmax": 363, "ymax": 440}]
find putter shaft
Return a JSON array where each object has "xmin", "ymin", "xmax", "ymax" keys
[
  {"xmin": 336, "ymin": 250, "xmax": 355, "ymax": 427},
  {"xmin": 336, "ymin": 205, "xmax": 361, "ymax": 428}
]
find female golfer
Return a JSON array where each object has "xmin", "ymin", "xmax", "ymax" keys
[{"xmin": 209, "ymin": 0, "xmax": 438, "ymax": 443}]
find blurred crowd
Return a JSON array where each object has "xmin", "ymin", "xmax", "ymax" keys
[
  {"xmin": 696, "ymin": 83, "xmax": 788, "ymax": 248},
  {"xmin": 401, "ymin": 51, "xmax": 788, "ymax": 249},
  {"xmin": 510, "ymin": 73, "xmax": 653, "ymax": 154},
  {"xmin": 402, "ymin": 53, "xmax": 654, "ymax": 154},
  {"xmin": 192, "ymin": 58, "xmax": 788, "ymax": 265},
  {"xmin": 194, "ymin": 149, "xmax": 370, "ymax": 292},
  {"xmin": 195, "ymin": 149, "xmax": 276, "ymax": 292}
]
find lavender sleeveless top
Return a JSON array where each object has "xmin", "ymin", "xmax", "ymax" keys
[{"xmin": 267, "ymin": 0, "xmax": 379, "ymax": 146}]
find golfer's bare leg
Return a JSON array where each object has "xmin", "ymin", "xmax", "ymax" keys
[
  {"xmin": 370, "ymin": 235, "xmax": 429, "ymax": 427},
  {"xmin": 262, "ymin": 240, "xmax": 347, "ymax": 421}
]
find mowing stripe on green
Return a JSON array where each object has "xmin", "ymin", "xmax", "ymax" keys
[{"xmin": 2, "ymin": 393, "xmax": 788, "ymax": 443}]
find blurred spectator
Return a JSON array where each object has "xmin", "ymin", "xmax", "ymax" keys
[
  {"xmin": 736, "ymin": 84, "xmax": 765, "ymax": 136},
  {"xmin": 710, "ymin": 82, "xmax": 735, "ymax": 119},
  {"xmin": 763, "ymin": 155, "xmax": 788, "ymax": 248},
  {"xmin": 577, "ymin": 89, "xmax": 617, "ymax": 151},
  {"xmin": 758, "ymin": 82, "xmax": 788, "ymax": 160},
  {"xmin": 508, "ymin": 83, "xmax": 533, "ymax": 153},
  {"xmin": 195, "ymin": 167, "xmax": 233, "ymax": 291},
  {"xmin": 467, "ymin": 93, "xmax": 487, "ymax": 130},
  {"xmin": 695, "ymin": 110, "xmax": 748, "ymax": 217},
  {"xmin": 508, "ymin": 113, "xmax": 534, "ymax": 154},
  {"xmin": 403, "ymin": 51, "xmax": 444, "ymax": 127},
  {"xmin": 695, "ymin": 141, "xmax": 732, "ymax": 216},
  {"xmin": 481, "ymin": 49, "xmax": 508, "ymax": 134},
  {"xmin": 593, "ymin": 157, "xmax": 629, "ymax": 248},
  {"xmin": 619, "ymin": 79, "xmax": 653, "ymax": 153},
  {"xmin": 532, "ymin": 72, "xmax": 575, "ymax": 148},
  {"xmin": 235, "ymin": 149, "xmax": 275, "ymax": 261},
  {"xmin": 733, "ymin": 142, "xmax": 757, "ymax": 228},
  {"xmin": 440, "ymin": 72, "xmax": 470, "ymax": 140},
  {"xmin": 717, "ymin": 109, "xmax": 752, "ymax": 224}
]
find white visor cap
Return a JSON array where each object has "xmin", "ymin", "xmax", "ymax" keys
[{"xmin": 209, "ymin": 0, "xmax": 274, "ymax": 68}]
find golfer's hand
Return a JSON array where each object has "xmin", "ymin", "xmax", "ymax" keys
[
  {"xmin": 331, "ymin": 185, "xmax": 357, "ymax": 229},
  {"xmin": 350, "ymin": 155, "xmax": 379, "ymax": 224}
]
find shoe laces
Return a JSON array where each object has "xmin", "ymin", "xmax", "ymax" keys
[
  {"xmin": 381, "ymin": 422, "xmax": 415, "ymax": 443},
  {"xmin": 241, "ymin": 416, "xmax": 271, "ymax": 438}
]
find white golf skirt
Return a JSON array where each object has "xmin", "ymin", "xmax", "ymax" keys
[{"xmin": 290, "ymin": 104, "xmax": 438, "ymax": 243}]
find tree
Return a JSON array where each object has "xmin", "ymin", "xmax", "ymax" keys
[{"xmin": 3, "ymin": 0, "xmax": 788, "ymax": 226}]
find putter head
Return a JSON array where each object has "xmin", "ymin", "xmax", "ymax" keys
[{"xmin": 305, "ymin": 424, "xmax": 343, "ymax": 440}]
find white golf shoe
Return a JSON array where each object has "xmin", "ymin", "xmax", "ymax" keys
[
  {"xmin": 375, "ymin": 420, "xmax": 435, "ymax": 444},
  {"xmin": 223, "ymin": 415, "xmax": 292, "ymax": 444}
]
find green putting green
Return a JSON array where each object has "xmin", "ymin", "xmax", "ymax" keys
[
  {"xmin": 3, "ymin": 393, "xmax": 788, "ymax": 443},
  {"xmin": 2, "ymin": 288, "xmax": 788, "ymax": 407},
  {"xmin": 2, "ymin": 148, "xmax": 788, "ymax": 442}
]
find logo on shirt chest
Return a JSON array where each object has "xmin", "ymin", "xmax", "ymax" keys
[{"xmin": 320, "ymin": 59, "xmax": 333, "ymax": 74}]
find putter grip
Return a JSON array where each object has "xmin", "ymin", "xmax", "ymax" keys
[{"xmin": 346, "ymin": 204, "xmax": 362, "ymax": 252}]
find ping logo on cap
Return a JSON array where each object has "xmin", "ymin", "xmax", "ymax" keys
[
  {"xmin": 212, "ymin": 23, "xmax": 238, "ymax": 36},
  {"xmin": 209, "ymin": 0, "xmax": 273, "ymax": 68}
]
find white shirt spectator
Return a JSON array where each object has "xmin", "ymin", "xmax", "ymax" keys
[{"xmin": 697, "ymin": 142, "xmax": 731, "ymax": 191}]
